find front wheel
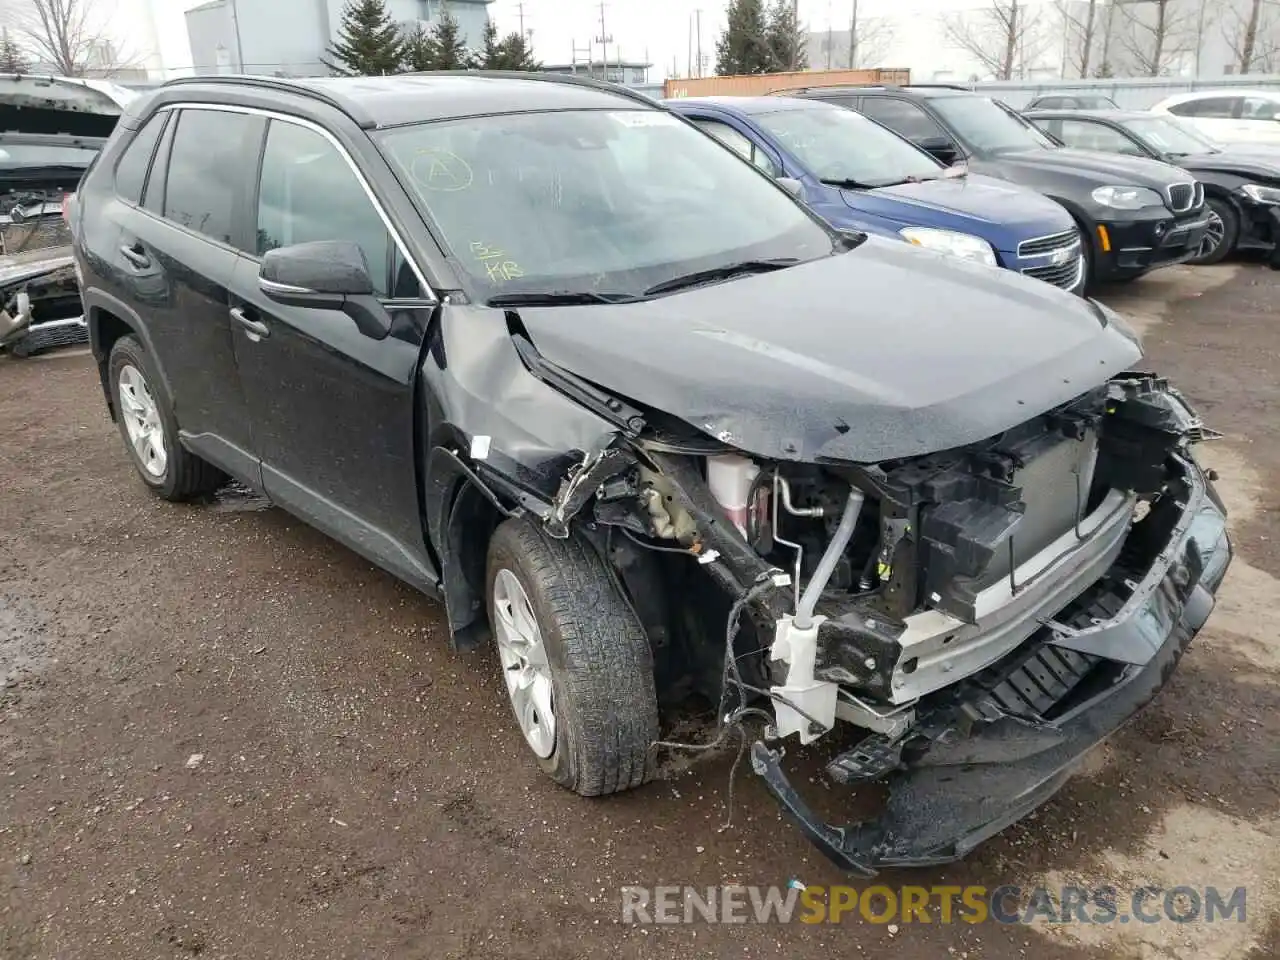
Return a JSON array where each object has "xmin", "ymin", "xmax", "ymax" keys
[
  {"xmin": 486, "ymin": 517, "xmax": 659, "ymax": 796},
  {"xmin": 1188, "ymin": 197, "xmax": 1238, "ymax": 266}
]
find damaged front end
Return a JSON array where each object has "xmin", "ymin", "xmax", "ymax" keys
[
  {"xmin": 534, "ymin": 370, "xmax": 1229, "ymax": 873},
  {"xmin": 0, "ymin": 252, "xmax": 84, "ymax": 357}
]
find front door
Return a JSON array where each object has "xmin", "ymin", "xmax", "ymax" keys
[{"xmin": 228, "ymin": 116, "xmax": 437, "ymax": 590}]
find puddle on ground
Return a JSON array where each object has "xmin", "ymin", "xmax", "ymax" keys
[
  {"xmin": 206, "ymin": 480, "xmax": 273, "ymax": 514},
  {"xmin": 0, "ymin": 597, "xmax": 54, "ymax": 687}
]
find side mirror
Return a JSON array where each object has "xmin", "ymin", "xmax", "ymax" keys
[
  {"xmin": 917, "ymin": 136, "xmax": 960, "ymax": 165},
  {"xmin": 776, "ymin": 176, "xmax": 804, "ymax": 198},
  {"xmin": 259, "ymin": 240, "xmax": 391, "ymax": 340}
]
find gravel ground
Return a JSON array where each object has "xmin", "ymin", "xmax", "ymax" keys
[{"xmin": 1, "ymin": 264, "xmax": 1278, "ymax": 959}]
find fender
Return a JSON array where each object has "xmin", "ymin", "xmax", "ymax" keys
[{"xmin": 83, "ymin": 284, "xmax": 172, "ymax": 416}]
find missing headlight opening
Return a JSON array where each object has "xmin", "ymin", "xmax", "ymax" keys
[{"xmin": 547, "ymin": 372, "xmax": 1229, "ymax": 874}]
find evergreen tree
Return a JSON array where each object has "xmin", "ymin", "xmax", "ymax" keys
[
  {"xmin": 0, "ymin": 31, "xmax": 29, "ymax": 74},
  {"xmin": 425, "ymin": 6, "xmax": 473, "ymax": 71},
  {"xmin": 494, "ymin": 31, "xmax": 540, "ymax": 70},
  {"xmin": 401, "ymin": 24, "xmax": 435, "ymax": 72},
  {"xmin": 478, "ymin": 20, "xmax": 503, "ymax": 67},
  {"xmin": 715, "ymin": 0, "xmax": 772, "ymax": 75},
  {"xmin": 764, "ymin": 0, "xmax": 809, "ymax": 72},
  {"xmin": 324, "ymin": 0, "xmax": 405, "ymax": 76}
]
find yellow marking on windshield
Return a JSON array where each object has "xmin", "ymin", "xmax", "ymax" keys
[
  {"xmin": 471, "ymin": 241, "xmax": 524, "ymax": 283},
  {"xmin": 410, "ymin": 148, "xmax": 474, "ymax": 192}
]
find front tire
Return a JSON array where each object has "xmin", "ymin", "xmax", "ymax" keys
[
  {"xmin": 108, "ymin": 335, "xmax": 224, "ymax": 501},
  {"xmin": 486, "ymin": 517, "xmax": 659, "ymax": 796},
  {"xmin": 1188, "ymin": 197, "xmax": 1238, "ymax": 266}
]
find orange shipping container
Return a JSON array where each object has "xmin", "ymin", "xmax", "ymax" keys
[{"xmin": 662, "ymin": 67, "xmax": 910, "ymax": 100}]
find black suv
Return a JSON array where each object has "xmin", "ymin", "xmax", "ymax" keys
[
  {"xmin": 787, "ymin": 85, "xmax": 1211, "ymax": 285},
  {"xmin": 71, "ymin": 74, "xmax": 1231, "ymax": 875}
]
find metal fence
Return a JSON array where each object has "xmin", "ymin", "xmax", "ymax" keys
[{"xmin": 961, "ymin": 75, "xmax": 1280, "ymax": 110}]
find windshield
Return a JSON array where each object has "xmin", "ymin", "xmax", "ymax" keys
[
  {"xmin": 375, "ymin": 109, "xmax": 834, "ymax": 302},
  {"xmin": 754, "ymin": 104, "xmax": 943, "ymax": 186},
  {"xmin": 1122, "ymin": 116, "xmax": 1217, "ymax": 155},
  {"xmin": 931, "ymin": 96, "xmax": 1058, "ymax": 153}
]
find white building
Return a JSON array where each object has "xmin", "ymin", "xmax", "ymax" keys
[{"xmin": 185, "ymin": 0, "xmax": 493, "ymax": 77}]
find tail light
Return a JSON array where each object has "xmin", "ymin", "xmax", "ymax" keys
[{"xmin": 61, "ymin": 193, "xmax": 73, "ymax": 224}]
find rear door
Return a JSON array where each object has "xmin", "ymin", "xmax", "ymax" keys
[
  {"xmin": 112, "ymin": 105, "xmax": 264, "ymax": 482},
  {"xmin": 227, "ymin": 115, "xmax": 437, "ymax": 590}
]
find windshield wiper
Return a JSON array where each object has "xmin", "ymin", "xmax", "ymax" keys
[
  {"xmin": 485, "ymin": 291, "xmax": 639, "ymax": 307},
  {"xmin": 641, "ymin": 258, "xmax": 799, "ymax": 297},
  {"xmin": 820, "ymin": 177, "xmax": 875, "ymax": 189}
]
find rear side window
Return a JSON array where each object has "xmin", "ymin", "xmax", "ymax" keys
[
  {"xmin": 256, "ymin": 120, "xmax": 392, "ymax": 296},
  {"xmin": 114, "ymin": 113, "xmax": 167, "ymax": 204},
  {"xmin": 163, "ymin": 108, "xmax": 261, "ymax": 247}
]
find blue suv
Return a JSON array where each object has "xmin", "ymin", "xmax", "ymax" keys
[{"xmin": 664, "ymin": 96, "xmax": 1085, "ymax": 294}]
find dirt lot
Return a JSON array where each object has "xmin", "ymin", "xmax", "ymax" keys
[{"xmin": 2, "ymin": 265, "xmax": 1279, "ymax": 960}]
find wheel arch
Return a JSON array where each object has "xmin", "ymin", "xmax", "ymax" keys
[{"xmin": 84, "ymin": 286, "xmax": 170, "ymax": 420}]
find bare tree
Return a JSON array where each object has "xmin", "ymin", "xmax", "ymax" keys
[
  {"xmin": 1117, "ymin": 0, "xmax": 1196, "ymax": 76},
  {"xmin": 1222, "ymin": 0, "xmax": 1280, "ymax": 73},
  {"xmin": 941, "ymin": 0, "xmax": 1047, "ymax": 80},
  {"xmin": 1056, "ymin": 0, "xmax": 1100, "ymax": 77},
  {"xmin": 14, "ymin": 0, "xmax": 136, "ymax": 77},
  {"xmin": 846, "ymin": 0, "xmax": 894, "ymax": 68}
]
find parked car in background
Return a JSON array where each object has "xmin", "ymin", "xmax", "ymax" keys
[
  {"xmin": 1027, "ymin": 109, "xmax": 1280, "ymax": 266},
  {"xmin": 665, "ymin": 96, "xmax": 1085, "ymax": 294},
  {"xmin": 1, "ymin": 74, "xmax": 124, "ymax": 357},
  {"xmin": 1025, "ymin": 93, "xmax": 1120, "ymax": 111},
  {"xmin": 784, "ymin": 85, "xmax": 1210, "ymax": 286},
  {"xmin": 1150, "ymin": 90, "xmax": 1280, "ymax": 147},
  {"xmin": 71, "ymin": 72, "xmax": 1232, "ymax": 875}
]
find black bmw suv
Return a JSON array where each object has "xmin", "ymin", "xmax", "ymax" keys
[
  {"xmin": 786, "ymin": 85, "xmax": 1211, "ymax": 285},
  {"xmin": 68, "ymin": 73, "xmax": 1230, "ymax": 876}
]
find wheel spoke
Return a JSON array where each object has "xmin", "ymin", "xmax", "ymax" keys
[{"xmin": 530, "ymin": 675, "xmax": 553, "ymax": 729}]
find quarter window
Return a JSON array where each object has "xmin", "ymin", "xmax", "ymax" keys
[
  {"xmin": 163, "ymin": 109, "xmax": 261, "ymax": 247},
  {"xmin": 1056, "ymin": 119, "xmax": 1145, "ymax": 155},
  {"xmin": 256, "ymin": 120, "xmax": 392, "ymax": 296},
  {"xmin": 114, "ymin": 113, "xmax": 167, "ymax": 205}
]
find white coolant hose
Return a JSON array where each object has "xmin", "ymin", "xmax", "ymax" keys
[{"xmin": 793, "ymin": 487, "xmax": 865, "ymax": 630}]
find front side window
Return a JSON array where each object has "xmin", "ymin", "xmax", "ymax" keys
[
  {"xmin": 114, "ymin": 113, "xmax": 167, "ymax": 204},
  {"xmin": 693, "ymin": 119, "xmax": 782, "ymax": 177},
  {"xmin": 256, "ymin": 120, "xmax": 392, "ymax": 296},
  {"xmin": 1169, "ymin": 97, "xmax": 1238, "ymax": 119},
  {"xmin": 375, "ymin": 109, "xmax": 833, "ymax": 302},
  {"xmin": 929, "ymin": 96, "xmax": 1057, "ymax": 153},
  {"xmin": 857, "ymin": 98, "xmax": 946, "ymax": 142},
  {"xmin": 163, "ymin": 109, "xmax": 261, "ymax": 247},
  {"xmin": 1056, "ymin": 119, "xmax": 1145, "ymax": 156},
  {"xmin": 756, "ymin": 103, "xmax": 943, "ymax": 186},
  {"xmin": 1243, "ymin": 96, "xmax": 1280, "ymax": 120}
]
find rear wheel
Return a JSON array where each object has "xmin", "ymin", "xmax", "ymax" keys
[
  {"xmin": 108, "ymin": 335, "xmax": 224, "ymax": 501},
  {"xmin": 486, "ymin": 517, "xmax": 659, "ymax": 796},
  {"xmin": 1188, "ymin": 197, "xmax": 1238, "ymax": 266}
]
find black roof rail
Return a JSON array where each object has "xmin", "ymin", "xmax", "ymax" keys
[
  {"xmin": 903, "ymin": 83, "xmax": 974, "ymax": 91},
  {"xmin": 158, "ymin": 74, "xmax": 376, "ymax": 125},
  {"xmin": 159, "ymin": 70, "xmax": 658, "ymax": 127},
  {"xmin": 769, "ymin": 83, "xmax": 902, "ymax": 96}
]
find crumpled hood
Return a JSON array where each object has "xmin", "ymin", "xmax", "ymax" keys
[
  {"xmin": 513, "ymin": 237, "xmax": 1143, "ymax": 463},
  {"xmin": 1178, "ymin": 149, "xmax": 1280, "ymax": 180},
  {"xmin": 850, "ymin": 173, "xmax": 1071, "ymax": 237},
  {"xmin": 988, "ymin": 147, "xmax": 1197, "ymax": 188},
  {"xmin": 0, "ymin": 249, "xmax": 74, "ymax": 288}
]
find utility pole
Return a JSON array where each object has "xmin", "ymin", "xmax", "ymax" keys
[
  {"xmin": 826, "ymin": 0, "xmax": 834, "ymax": 69},
  {"xmin": 688, "ymin": 13, "xmax": 693, "ymax": 78},
  {"xmin": 516, "ymin": 2, "xmax": 526, "ymax": 38},
  {"xmin": 793, "ymin": 0, "xmax": 800, "ymax": 70},
  {"xmin": 596, "ymin": 1, "xmax": 613, "ymax": 80},
  {"xmin": 848, "ymin": 0, "xmax": 858, "ymax": 69},
  {"xmin": 696, "ymin": 8, "xmax": 703, "ymax": 77}
]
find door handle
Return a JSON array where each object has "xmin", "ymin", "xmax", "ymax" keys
[
  {"xmin": 119, "ymin": 243, "xmax": 150, "ymax": 269},
  {"xmin": 229, "ymin": 306, "xmax": 270, "ymax": 341}
]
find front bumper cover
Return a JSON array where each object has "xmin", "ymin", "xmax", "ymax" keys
[{"xmin": 751, "ymin": 455, "xmax": 1231, "ymax": 875}]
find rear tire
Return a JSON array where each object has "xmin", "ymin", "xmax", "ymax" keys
[
  {"xmin": 486, "ymin": 517, "xmax": 659, "ymax": 796},
  {"xmin": 1188, "ymin": 197, "xmax": 1238, "ymax": 266},
  {"xmin": 108, "ymin": 335, "xmax": 225, "ymax": 501}
]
